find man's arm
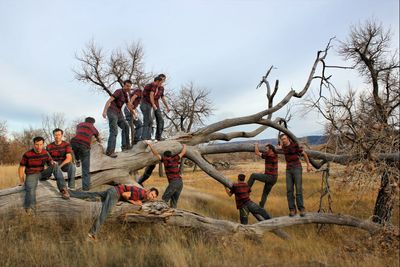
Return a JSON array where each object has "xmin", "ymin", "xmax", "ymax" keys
[
  {"xmin": 18, "ymin": 166, "xmax": 25, "ymax": 186},
  {"xmin": 302, "ymin": 151, "xmax": 312, "ymax": 172},
  {"xmin": 129, "ymin": 95, "xmax": 139, "ymax": 119},
  {"xmin": 121, "ymin": 192, "xmax": 143, "ymax": 205},
  {"xmin": 225, "ymin": 187, "xmax": 233, "ymax": 197},
  {"xmin": 59, "ymin": 153, "xmax": 72, "ymax": 168},
  {"xmin": 254, "ymin": 143, "xmax": 262, "ymax": 157},
  {"xmin": 161, "ymin": 96, "xmax": 170, "ymax": 113},
  {"xmin": 150, "ymin": 91, "xmax": 157, "ymax": 110},
  {"xmin": 144, "ymin": 141, "xmax": 162, "ymax": 160},
  {"xmin": 178, "ymin": 144, "xmax": 187, "ymax": 158},
  {"xmin": 102, "ymin": 96, "xmax": 115, "ymax": 118}
]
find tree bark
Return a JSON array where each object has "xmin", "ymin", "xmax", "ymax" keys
[{"xmin": 372, "ymin": 170, "xmax": 395, "ymax": 224}]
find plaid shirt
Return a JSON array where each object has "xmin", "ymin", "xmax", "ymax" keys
[
  {"xmin": 162, "ymin": 155, "xmax": 182, "ymax": 181},
  {"xmin": 46, "ymin": 141, "xmax": 73, "ymax": 164},
  {"xmin": 114, "ymin": 184, "xmax": 147, "ymax": 201},
  {"xmin": 282, "ymin": 142, "xmax": 303, "ymax": 170},
  {"xmin": 230, "ymin": 182, "xmax": 251, "ymax": 209},
  {"xmin": 154, "ymin": 86, "xmax": 165, "ymax": 108},
  {"xmin": 20, "ymin": 149, "xmax": 53, "ymax": 175},
  {"xmin": 261, "ymin": 151, "xmax": 278, "ymax": 176},
  {"xmin": 109, "ymin": 89, "xmax": 129, "ymax": 114},
  {"xmin": 130, "ymin": 89, "xmax": 143, "ymax": 109},
  {"xmin": 70, "ymin": 122, "xmax": 99, "ymax": 148},
  {"xmin": 142, "ymin": 82, "xmax": 158, "ymax": 105}
]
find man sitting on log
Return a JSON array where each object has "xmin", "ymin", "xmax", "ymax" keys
[
  {"xmin": 248, "ymin": 143, "xmax": 278, "ymax": 209},
  {"xmin": 19, "ymin": 136, "xmax": 70, "ymax": 214},
  {"xmin": 225, "ymin": 174, "xmax": 271, "ymax": 224},
  {"xmin": 145, "ymin": 141, "xmax": 186, "ymax": 208},
  {"xmin": 68, "ymin": 184, "xmax": 159, "ymax": 240}
]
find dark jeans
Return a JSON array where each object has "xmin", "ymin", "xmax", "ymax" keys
[
  {"xmin": 106, "ymin": 109, "xmax": 130, "ymax": 153},
  {"xmin": 71, "ymin": 143, "xmax": 91, "ymax": 191},
  {"xmin": 70, "ymin": 187, "xmax": 119, "ymax": 235},
  {"xmin": 24, "ymin": 165, "xmax": 65, "ymax": 209},
  {"xmin": 286, "ymin": 167, "xmax": 304, "ymax": 211},
  {"xmin": 136, "ymin": 164, "xmax": 156, "ymax": 185},
  {"xmin": 154, "ymin": 108, "xmax": 164, "ymax": 141},
  {"xmin": 140, "ymin": 102, "xmax": 153, "ymax": 140},
  {"xmin": 239, "ymin": 201, "xmax": 271, "ymax": 225},
  {"xmin": 60, "ymin": 162, "xmax": 76, "ymax": 188},
  {"xmin": 248, "ymin": 173, "xmax": 277, "ymax": 208},
  {"xmin": 162, "ymin": 179, "xmax": 183, "ymax": 208},
  {"xmin": 125, "ymin": 107, "xmax": 143, "ymax": 143}
]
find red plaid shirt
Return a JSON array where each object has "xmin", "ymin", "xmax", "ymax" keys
[
  {"xmin": 109, "ymin": 89, "xmax": 129, "ymax": 114},
  {"xmin": 46, "ymin": 141, "xmax": 73, "ymax": 164},
  {"xmin": 20, "ymin": 149, "xmax": 53, "ymax": 175},
  {"xmin": 282, "ymin": 142, "xmax": 303, "ymax": 170},
  {"xmin": 114, "ymin": 184, "xmax": 147, "ymax": 201},
  {"xmin": 230, "ymin": 182, "xmax": 251, "ymax": 209},
  {"xmin": 162, "ymin": 155, "xmax": 182, "ymax": 181},
  {"xmin": 154, "ymin": 86, "xmax": 165, "ymax": 108},
  {"xmin": 71, "ymin": 122, "xmax": 99, "ymax": 148},
  {"xmin": 130, "ymin": 89, "xmax": 143, "ymax": 109},
  {"xmin": 261, "ymin": 151, "xmax": 278, "ymax": 176},
  {"xmin": 142, "ymin": 82, "xmax": 158, "ymax": 105}
]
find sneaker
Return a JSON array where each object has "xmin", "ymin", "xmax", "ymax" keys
[
  {"xmin": 106, "ymin": 152, "xmax": 118, "ymax": 158},
  {"xmin": 61, "ymin": 188, "xmax": 70, "ymax": 200},
  {"xmin": 75, "ymin": 160, "xmax": 81, "ymax": 168},
  {"xmin": 299, "ymin": 209, "xmax": 306, "ymax": 217},
  {"xmin": 289, "ymin": 210, "xmax": 296, "ymax": 217}
]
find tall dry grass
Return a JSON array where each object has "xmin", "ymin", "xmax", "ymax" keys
[{"xmin": 0, "ymin": 161, "xmax": 399, "ymax": 266}]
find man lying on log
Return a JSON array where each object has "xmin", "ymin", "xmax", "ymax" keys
[
  {"xmin": 67, "ymin": 184, "xmax": 159, "ymax": 240},
  {"xmin": 225, "ymin": 174, "xmax": 271, "ymax": 224}
]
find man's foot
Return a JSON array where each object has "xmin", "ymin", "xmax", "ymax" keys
[
  {"xmin": 121, "ymin": 145, "xmax": 132, "ymax": 152},
  {"xmin": 106, "ymin": 152, "xmax": 118, "ymax": 158},
  {"xmin": 299, "ymin": 209, "xmax": 306, "ymax": 217},
  {"xmin": 87, "ymin": 233, "xmax": 96, "ymax": 241},
  {"xmin": 75, "ymin": 160, "xmax": 81, "ymax": 168},
  {"xmin": 289, "ymin": 210, "xmax": 296, "ymax": 217},
  {"xmin": 61, "ymin": 188, "xmax": 70, "ymax": 199}
]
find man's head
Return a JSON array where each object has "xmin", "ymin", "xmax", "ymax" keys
[
  {"xmin": 146, "ymin": 187, "xmax": 159, "ymax": 200},
  {"xmin": 279, "ymin": 134, "xmax": 290, "ymax": 146},
  {"xmin": 157, "ymin": 74, "xmax": 166, "ymax": 82},
  {"xmin": 85, "ymin": 117, "xmax": 96, "ymax": 124},
  {"xmin": 238, "ymin": 173, "xmax": 246, "ymax": 182},
  {"xmin": 154, "ymin": 76, "xmax": 163, "ymax": 86},
  {"xmin": 163, "ymin": 150, "xmax": 172, "ymax": 157},
  {"xmin": 123, "ymin": 80, "xmax": 133, "ymax": 91},
  {"xmin": 33, "ymin": 136, "xmax": 45, "ymax": 152},
  {"xmin": 52, "ymin": 128, "xmax": 64, "ymax": 143},
  {"xmin": 265, "ymin": 144, "xmax": 276, "ymax": 154}
]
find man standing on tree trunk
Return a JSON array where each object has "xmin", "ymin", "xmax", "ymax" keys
[
  {"xmin": 248, "ymin": 143, "xmax": 278, "ymax": 208},
  {"xmin": 278, "ymin": 134, "xmax": 312, "ymax": 217},
  {"xmin": 153, "ymin": 74, "xmax": 170, "ymax": 141},
  {"xmin": 225, "ymin": 174, "xmax": 271, "ymax": 224},
  {"xmin": 145, "ymin": 141, "xmax": 186, "ymax": 208},
  {"xmin": 124, "ymin": 86, "xmax": 143, "ymax": 145},
  {"xmin": 70, "ymin": 117, "xmax": 101, "ymax": 191},
  {"xmin": 19, "ymin": 136, "xmax": 70, "ymax": 213},
  {"xmin": 102, "ymin": 80, "xmax": 134, "ymax": 158},
  {"xmin": 46, "ymin": 128, "xmax": 76, "ymax": 189}
]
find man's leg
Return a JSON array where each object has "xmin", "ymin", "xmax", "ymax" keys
[
  {"xmin": 162, "ymin": 180, "xmax": 179, "ymax": 206},
  {"xmin": 81, "ymin": 147, "xmax": 91, "ymax": 191},
  {"xmin": 48, "ymin": 164, "xmax": 67, "ymax": 192},
  {"xmin": 89, "ymin": 188, "xmax": 119, "ymax": 236},
  {"xmin": 170, "ymin": 180, "xmax": 183, "ymax": 208},
  {"xmin": 239, "ymin": 207, "xmax": 249, "ymax": 224},
  {"xmin": 136, "ymin": 164, "xmax": 156, "ymax": 185},
  {"xmin": 140, "ymin": 103, "xmax": 153, "ymax": 140},
  {"xmin": 133, "ymin": 118, "xmax": 143, "ymax": 143},
  {"xmin": 106, "ymin": 110, "xmax": 118, "ymax": 155},
  {"xmin": 286, "ymin": 169, "xmax": 296, "ymax": 213},
  {"xmin": 69, "ymin": 189, "xmax": 106, "ymax": 200},
  {"xmin": 293, "ymin": 167, "xmax": 305, "ymax": 212},
  {"xmin": 259, "ymin": 174, "xmax": 277, "ymax": 208},
  {"xmin": 247, "ymin": 201, "xmax": 271, "ymax": 220},
  {"xmin": 62, "ymin": 163, "xmax": 76, "ymax": 189},
  {"xmin": 24, "ymin": 174, "xmax": 40, "ymax": 210},
  {"xmin": 40, "ymin": 165, "xmax": 54, "ymax": 181},
  {"xmin": 154, "ymin": 108, "xmax": 164, "ymax": 141},
  {"xmin": 117, "ymin": 114, "xmax": 130, "ymax": 150},
  {"xmin": 247, "ymin": 173, "xmax": 267, "ymax": 188}
]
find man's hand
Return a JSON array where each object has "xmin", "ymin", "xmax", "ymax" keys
[
  {"xmin": 306, "ymin": 165, "xmax": 313, "ymax": 172},
  {"xmin": 143, "ymin": 140, "xmax": 151, "ymax": 146},
  {"xmin": 153, "ymin": 105, "xmax": 158, "ymax": 110},
  {"xmin": 102, "ymin": 112, "xmax": 107, "ymax": 119},
  {"xmin": 18, "ymin": 179, "xmax": 24, "ymax": 186},
  {"xmin": 166, "ymin": 107, "xmax": 170, "ymax": 113},
  {"xmin": 129, "ymin": 200, "xmax": 142, "ymax": 206}
]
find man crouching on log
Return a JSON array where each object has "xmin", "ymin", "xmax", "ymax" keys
[
  {"xmin": 67, "ymin": 185, "xmax": 159, "ymax": 240},
  {"xmin": 225, "ymin": 174, "xmax": 271, "ymax": 224}
]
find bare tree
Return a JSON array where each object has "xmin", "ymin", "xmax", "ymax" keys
[{"xmin": 41, "ymin": 113, "xmax": 66, "ymax": 143}]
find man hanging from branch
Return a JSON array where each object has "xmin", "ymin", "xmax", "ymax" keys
[
  {"xmin": 145, "ymin": 141, "xmax": 186, "ymax": 208},
  {"xmin": 225, "ymin": 174, "xmax": 271, "ymax": 224},
  {"xmin": 68, "ymin": 184, "xmax": 159, "ymax": 240},
  {"xmin": 277, "ymin": 134, "xmax": 312, "ymax": 217},
  {"xmin": 247, "ymin": 143, "xmax": 278, "ymax": 209},
  {"xmin": 102, "ymin": 80, "xmax": 134, "ymax": 157}
]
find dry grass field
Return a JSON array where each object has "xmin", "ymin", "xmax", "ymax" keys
[{"xmin": 0, "ymin": 160, "xmax": 399, "ymax": 267}]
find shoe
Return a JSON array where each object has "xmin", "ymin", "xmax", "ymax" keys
[
  {"xmin": 87, "ymin": 233, "xmax": 96, "ymax": 241},
  {"xmin": 61, "ymin": 188, "xmax": 70, "ymax": 200},
  {"xmin": 75, "ymin": 160, "xmax": 81, "ymax": 168},
  {"xmin": 106, "ymin": 152, "xmax": 118, "ymax": 158},
  {"xmin": 299, "ymin": 209, "xmax": 306, "ymax": 217},
  {"xmin": 289, "ymin": 210, "xmax": 296, "ymax": 217}
]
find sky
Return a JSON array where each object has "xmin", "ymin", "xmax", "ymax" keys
[{"xmin": 0, "ymin": 0, "xmax": 398, "ymax": 140}]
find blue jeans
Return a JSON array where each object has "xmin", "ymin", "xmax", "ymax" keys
[
  {"xmin": 137, "ymin": 164, "xmax": 156, "ymax": 185},
  {"xmin": 286, "ymin": 167, "xmax": 304, "ymax": 211},
  {"xmin": 71, "ymin": 143, "xmax": 91, "ymax": 191},
  {"xmin": 162, "ymin": 179, "xmax": 183, "ymax": 208},
  {"xmin": 40, "ymin": 164, "xmax": 67, "ymax": 192},
  {"xmin": 154, "ymin": 108, "xmax": 164, "ymax": 140},
  {"xmin": 70, "ymin": 187, "xmax": 119, "ymax": 235},
  {"xmin": 60, "ymin": 162, "xmax": 76, "ymax": 188},
  {"xmin": 239, "ymin": 201, "xmax": 271, "ymax": 224},
  {"xmin": 140, "ymin": 102, "xmax": 153, "ymax": 140},
  {"xmin": 106, "ymin": 109, "xmax": 130, "ymax": 153},
  {"xmin": 124, "ymin": 107, "xmax": 143, "ymax": 143},
  {"xmin": 248, "ymin": 173, "xmax": 277, "ymax": 208}
]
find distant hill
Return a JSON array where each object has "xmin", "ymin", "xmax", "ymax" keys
[{"xmin": 219, "ymin": 135, "xmax": 327, "ymax": 146}]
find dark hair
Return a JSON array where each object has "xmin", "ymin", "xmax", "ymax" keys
[
  {"xmin": 238, "ymin": 174, "xmax": 246, "ymax": 181},
  {"xmin": 157, "ymin": 74, "xmax": 166, "ymax": 79},
  {"xmin": 279, "ymin": 134, "xmax": 288, "ymax": 140},
  {"xmin": 124, "ymin": 79, "xmax": 133, "ymax": 85},
  {"xmin": 154, "ymin": 76, "xmax": 163, "ymax": 82},
  {"xmin": 52, "ymin": 128, "xmax": 63, "ymax": 135},
  {"xmin": 265, "ymin": 144, "xmax": 277, "ymax": 154},
  {"xmin": 85, "ymin": 117, "xmax": 96, "ymax": 124},
  {"xmin": 149, "ymin": 187, "xmax": 159, "ymax": 196},
  {"xmin": 163, "ymin": 151, "xmax": 172, "ymax": 157},
  {"xmin": 33, "ymin": 136, "xmax": 45, "ymax": 143}
]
